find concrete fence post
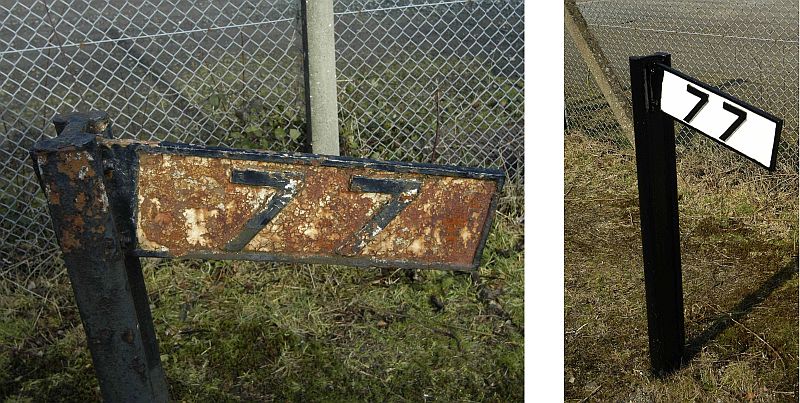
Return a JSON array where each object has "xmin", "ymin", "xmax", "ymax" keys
[{"xmin": 301, "ymin": 0, "xmax": 340, "ymax": 156}]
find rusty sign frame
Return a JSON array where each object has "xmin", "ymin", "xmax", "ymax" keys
[
  {"xmin": 30, "ymin": 111, "xmax": 504, "ymax": 401},
  {"xmin": 104, "ymin": 138, "xmax": 504, "ymax": 271}
]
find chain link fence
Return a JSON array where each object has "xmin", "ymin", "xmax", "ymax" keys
[
  {"xmin": 564, "ymin": 27, "xmax": 624, "ymax": 146},
  {"xmin": 0, "ymin": 0, "xmax": 524, "ymax": 274},
  {"xmin": 566, "ymin": 0, "xmax": 799, "ymax": 170}
]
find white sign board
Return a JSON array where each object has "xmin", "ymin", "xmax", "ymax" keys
[{"xmin": 660, "ymin": 68, "xmax": 781, "ymax": 170}]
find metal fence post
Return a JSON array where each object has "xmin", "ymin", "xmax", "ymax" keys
[
  {"xmin": 564, "ymin": 0, "xmax": 634, "ymax": 145},
  {"xmin": 629, "ymin": 53, "xmax": 685, "ymax": 375},
  {"xmin": 30, "ymin": 112, "xmax": 169, "ymax": 402},
  {"xmin": 301, "ymin": 0, "xmax": 340, "ymax": 156}
]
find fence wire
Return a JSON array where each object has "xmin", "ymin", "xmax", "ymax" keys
[
  {"xmin": 564, "ymin": 27, "xmax": 624, "ymax": 146},
  {"xmin": 0, "ymin": 0, "xmax": 524, "ymax": 274},
  {"xmin": 566, "ymin": 0, "xmax": 799, "ymax": 170}
]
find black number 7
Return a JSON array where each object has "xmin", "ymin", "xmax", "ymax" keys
[
  {"xmin": 684, "ymin": 85, "xmax": 747, "ymax": 142},
  {"xmin": 684, "ymin": 84, "xmax": 708, "ymax": 122},
  {"xmin": 336, "ymin": 176, "xmax": 421, "ymax": 256},
  {"xmin": 719, "ymin": 102, "xmax": 746, "ymax": 141},
  {"xmin": 224, "ymin": 169, "xmax": 304, "ymax": 252}
]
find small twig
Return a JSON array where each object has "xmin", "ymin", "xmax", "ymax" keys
[
  {"xmin": 433, "ymin": 328, "xmax": 462, "ymax": 350},
  {"xmin": 430, "ymin": 83, "xmax": 442, "ymax": 163},
  {"xmin": 471, "ymin": 274, "xmax": 524, "ymax": 336},
  {"xmin": 440, "ymin": 323, "xmax": 496, "ymax": 339},
  {"xmin": 579, "ymin": 385, "xmax": 601, "ymax": 403},
  {"xmin": 564, "ymin": 197, "xmax": 629, "ymax": 202},
  {"xmin": 565, "ymin": 322, "xmax": 588, "ymax": 336},
  {"xmin": 683, "ymin": 214, "xmax": 794, "ymax": 222},
  {"xmin": 727, "ymin": 314, "xmax": 786, "ymax": 368},
  {"xmin": 564, "ymin": 149, "xmax": 605, "ymax": 198},
  {"xmin": 178, "ymin": 328, "xmax": 212, "ymax": 336},
  {"xmin": 6, "ymin": 277, "xmax": 46, "ymax": 300},
  {"xmin": 709, "ymin": 304, "xmax": 786, "ymax": 368}
]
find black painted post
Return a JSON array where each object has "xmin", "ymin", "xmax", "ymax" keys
[
  {"xmin": 629, "ymin": 53, "xmax": 685, "ymax": 375},
  {"xmin": 31, "ymin": 112, "xmax": 169, "ymax": 402}
]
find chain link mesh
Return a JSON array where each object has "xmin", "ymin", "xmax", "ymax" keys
[
  {"xmin": 334, "ymin": 0, "xmax": 523, "ymax": 180},
  {"xmin": 564, "ymin": 27, "xmax": 624, "ymax": 147},
  {"xmin": 0, "ymin": 0, "xmax": 524, "ymax": 273},
  {"xmin": 566, "ymin": 0, "xmax": 799, "ymax": 170}
]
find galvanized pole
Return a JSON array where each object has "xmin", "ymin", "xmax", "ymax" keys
[
  {"xmin": 31, "ymin": 112, "xmax": 169, "ymax": 402},
  {"xmin": 565, "ymin": 0, "xmax": 634, "ymax": 145},
  {"xmin": 629, "ymin": 53, "xmax": 685, "ymax": 376},
  {"xmin": 301, "ymin": 0, "xmax": 340, "ymax": 156}
]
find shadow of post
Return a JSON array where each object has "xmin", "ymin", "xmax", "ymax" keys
[{"xmin": 684, "ymin": 256, "xmax": 799, "ymax": 362}]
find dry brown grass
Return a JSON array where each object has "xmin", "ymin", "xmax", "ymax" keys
[{"xmin": 565, "ymin": 132, "xmax": 798, "ymax": 402}]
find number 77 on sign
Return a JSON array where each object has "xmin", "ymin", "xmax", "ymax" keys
[
  {"xmin": 658, "ymin": 64, "xmax": 782, "ymax": 170},
  {"xmin": 29, "ymin": 111, "xmax": 505, "ymax": 402},
  {"xmin": 109, "ymin": 140, "xmax": 504, "ymax": 271}
]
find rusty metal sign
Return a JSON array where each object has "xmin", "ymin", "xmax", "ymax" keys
[
  {"xmin": 99, "ymin": 139, "xmax": 504, "ymax": 271},
  {"xmin": 30, "ymin": 111, "xmax": 504, "ymax": 401}
]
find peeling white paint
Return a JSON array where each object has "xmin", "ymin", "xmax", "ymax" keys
[
  {"xmin": 403, "ymin": 187, "xmax": 419, "ymax": 196},
  {"xmin": 162, "ymin": 155, "xmax": 174, "ymax": 168},
  {"xmin": 286, "ymin": 178, "xmax": 299, "ymax": 193},
  {"xmin": 99, "ymin": 187, "xmax": 109, "ymax": 212},
  {"xmin": 302, "ymin": 225, "xmax": 319, "ymax": 240},
  {"xmin": 409, "ymin": 238, "xmax": 425, "ymax": 255},
  {"xmin": 360, "ymin": 193, "xmax": 391, "ymax": 217},
  {"xmin": 77, "ymin": 165, "xmax": 89, "ymax": 179},
  {"xmin": 459, "ymin": 227, "xmax": 472, "ymax": 247},
  {"xmin": 183, "ymin": 208, "xmax": 218, "ymax": 246}
]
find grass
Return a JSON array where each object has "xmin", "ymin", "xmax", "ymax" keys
[
  {"xmin": 0, "ymin": 184, "xmax": 523, "ymax": 401},
  {"xmin": 565, "ymin": 131, "xmax": 798, "ymax": 401}
]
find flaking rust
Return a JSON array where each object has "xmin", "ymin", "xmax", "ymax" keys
[
  {"xmin": 129, "ymin": 144, "xmax": 502, "ymax": 270},
  {"xmin": 32, "ymin": 113, "xmax": 171, "ymax": 402},
  {"xmin": 34, "ymin": 145, "xmax": 111, "ymax": 254}
]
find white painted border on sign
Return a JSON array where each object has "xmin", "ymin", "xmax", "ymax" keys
[{"xmin": 660, "ymin": 69, "xmax": 779, "ymax": 169}]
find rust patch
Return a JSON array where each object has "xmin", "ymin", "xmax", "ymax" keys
[
  {"xmin": 360, "ymin": 177, "xmax": 494, "ymax": 264},
  {"xmin": 121, "ymin": 329, "xmax": 134, "ymax": 344},
  {"xmin": 44, "ymin": 149, "xmax": 109, "ymax": 253},
  {"xmin": 56, "ymin": 151, "xmax": 95, "ymax": 181},
  {"xmin": 64, "ymin": 214, "xmax": 85, "ymax": 228},
  {"xmin": 61, "ymin": 230, "xmax": 81, "ymax": 251},
  {"xmin": 135, "ymin": 153, "xmax": 497, "ymax": 267},
  {"xmin": 75, "ymin": 193, "xmax": 87, "ymax": 210},
  {"xmin": 46, "ymin": 186, "xmax": 60, "ymax": 205}
]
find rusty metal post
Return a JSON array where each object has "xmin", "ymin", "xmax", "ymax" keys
[{"xmin": 31, "ymin": 112, "xmax": 168, "ymax": 402}]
